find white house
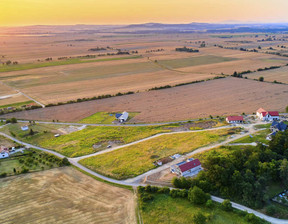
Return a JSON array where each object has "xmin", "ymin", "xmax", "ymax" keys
[
  {"xmin": 118, "ymin": 111, "xmax": 129, "ymax": 123},
  {"xmin": 0, "ymin": 146, "xmax": 9, "ymax": 159},
  {"xmin": 171, "ymin": 159, "xmax": 202, "ymax": 177},
  {"xmin": 226, "ymin": 116, "xmax": 244, "ymax": 124},
  {"xmin": 256, "ymin": 108, "xmax": 279, "ymax": 121},
  {"xmin": 21, "ymin": 125, "xmax": 29, "ymax": 131}
]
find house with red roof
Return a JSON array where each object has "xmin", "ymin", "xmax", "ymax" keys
[
  {"xmin": 226, "ymin": 116, "xmax": 244, "ymax": 124},
  {"xmin": 171, "ymin": 158, "xmax": 202, "ymax": 177},
  {"xmin": 256, "ymin": 108, "xmax": 279, "ymax": 121}
]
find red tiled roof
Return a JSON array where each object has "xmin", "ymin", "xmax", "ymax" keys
[
  {"xmin": 179, "ymin": 159, "xmax": 201, "ymax": 173},
  {"xmin": 261, "ymin": 112, "xmax": 268, "ymax": 116},
  {"xmin": 257, "ymin": 108, "xmax": 267, "ymax": 113},
  {"xmin": 268, "ymin": 111, "xmax": 279, "ymax": 116},
  {"xmin": 226, "ymin": 116, "xmax": 244, "ymax": 121}
]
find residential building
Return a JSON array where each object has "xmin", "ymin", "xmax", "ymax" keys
[
  {"xmin": 171, "ymin": 159, "xmax": 202, "ymax": 177},
  {"xmin": 226, "ymin": 116, "xmax": 244, "ymax": 123}
]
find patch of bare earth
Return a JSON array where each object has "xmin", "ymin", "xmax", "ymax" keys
[{"xmin": 0, "ymin": 167, "xmax": 136, "ymax": 224}]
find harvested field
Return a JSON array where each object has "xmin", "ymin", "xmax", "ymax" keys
[
  {"xmin": 0, "ymin": 167, "xmax": 136, "ymax": 224},
  {"xmin": 245, "ymin": 66, "xmax": 288, "ymax": 84},
  {"xmin": 3, "ymin": 77, "xmax": 288, "ymax": 123},
  {"xmin": 0, "ymin": 93, "xmax": 31, "ymax": 107}
]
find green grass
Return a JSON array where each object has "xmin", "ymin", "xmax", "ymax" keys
[
  {"xmin": 231, "ymin": 129, "xmax": 270, "ymax": 144},
  {"xmin": 0, "ymin": 100, "xmax": 34, "ymax": 109},
  {"xmin": 2, "ymin": 123, "xmax": 170, "ymax": 157},
  {"xmin": 140, "ymin": 194, "xmax": 254, "ymax": 224},
  {"xmin": 158, "ymin": 55, "xmax": 237, "ymax": 69},
  {"xmin": 254, "ymin": 124, "xmax": 271, "ymax": 129},
  {"xmin": 80, "ymin": 128, "xmax": 236, "ymax": 180},
  {"xmin": 0, "ymin": 56, "xmax": 141, "ymax": 73},
  {"xmin": 0, "ymin": 149, "xmax": 64, "ymax": 177},
  {"xmin": 79, "ymin": 112, "xmax": 139, "ymax": 124}
]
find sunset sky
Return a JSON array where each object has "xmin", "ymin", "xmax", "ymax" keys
[{"xmin": 1, "ymin": 0, "xmax": 288, "ymax": 26}]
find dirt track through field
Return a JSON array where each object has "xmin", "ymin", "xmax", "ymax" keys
[
  {"xmin": 2, "ymin": 77, "xmax": 288, "ymax": 123},
  {"xmin": 0, "ymin": 167, "xmax": 136, "ymax": 224}
]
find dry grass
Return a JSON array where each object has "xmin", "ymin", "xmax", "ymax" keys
[
  {"xmin": 0, "ymin": 167, "xmax": 136, "ymax": 224},
  {"xmin": 3, "ymin": 77, "xmax": 288, "ymax": 123}
]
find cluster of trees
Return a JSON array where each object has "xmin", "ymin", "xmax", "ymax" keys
[
  {"xmin": 145, "ymin": 49, "xmax": 164, "ymax": 53},
  {"xmin": 2, "ymin": 60, "xmax": 18, "ymax": 66},
  {"xmin": 5, "ymin": 117, "xmax": 17, "ymax": 124},
  {"xmin": 175, "ymin": 46, "xmax": 199, "ymax": 53},
  {"xmin": 173, "ymin": 130, "xmax": 288, "ymax": 209},
  {"xmin": 0, "ymin": 104, "xmax": 42, "ymax": 115},
  {"xmin": 88, "ymin": 47, "xmax": 107, "ymax": 51},
  {"xmin": 138, "ymin": 185, "xmax": 268, "ymax": 224}
]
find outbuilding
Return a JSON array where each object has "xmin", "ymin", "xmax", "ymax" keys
[
  {"xmin": 171, "ymin": 159, "xmax": 202, "ymax": 177},
  {"xmin": 0, "ymin": 146, "xmax": 9, "ymax": 159}
]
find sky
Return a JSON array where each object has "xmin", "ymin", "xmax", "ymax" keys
[{"xmin": 1, "ymin": 0, "xmax": 288, "ymax": 26}]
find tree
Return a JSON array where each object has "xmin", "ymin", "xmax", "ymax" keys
[
  {"xmin": 10, "ymin": 117, "xmax": 17, "ymax": 123},
  {"xmin": 188, "ymin": 186, "xmax": 210, "ymax": 205},
  {"xmin": 259, "ymin": 77, "xmax": 264, "ymax": 82},
  {"xmin": 61, "ymin": 157, "xmax": 70, "ymax": 166},
  {"xmin": 279, "ymin": 159, "xmax": 288, "ymax": 186},
  {"xmin": 286, "ymin": 105, "xmax": 288, "ymax": 113},
  {"xmin": 192, "ymin": 212, "xmax": 206, "ymax": 224},
  {"xmin": 13, "ymin": 168, "xmax": 16, "ymax": 173}
]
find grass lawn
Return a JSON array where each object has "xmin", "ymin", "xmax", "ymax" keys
[
  {"xmin": 231, "ymin": 129, "xmax": 270, "ymax": 144},
  {"xmin": 158, "ymin": 55, "xmax": 237, "ymax": 69},
  {"xmin": 79, "ymin": 112, "xmax": 139, "ymax": 124},
  {"xmin": 0, "ymin": 149, "xmax": 65, "ymax": 177},
  {"xmin": 80, "ymin": 128, "xmax": 236, "ymax": 180},
  {"xmin": 140, "ymin": 194, "xmax": 256, "ymax": 224},
  {"xmin": 254, "ymin": 124, "xmax": 271, "ymax": 129},
  {"xmin": 0, "ymin": 100, "xmax": 34, "ymax": 109},
  {"xmin": 0, "ymin": 56, "xmax": 141, "ymax": 73}
]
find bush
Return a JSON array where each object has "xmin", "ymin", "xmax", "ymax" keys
[
  {"xmin": 244, "ymin": 213, "xmax": 266, "ymax": 224},
  {"xmin": 61, "ymin": 157, "xmax": 70, "ymax": 166},
  {"xmin": 206, "ymin": 199, "xmax": 213, "ymax": 208},
  {"xmin": 221, "ymin": 199, "xmax": 232, "ymax": 211},
  {"xmin": 188, "ymin": 186, "xmax": 210, "ymax": 205},
  {"xmin": 259, "ymin": 77, "xmax": 264, "ymax": 82},
  {"xmin": 157, "ymin": 187, "xmax": 170, "ymax": 194},
  {"xmin": 266, "ymin": 205, "xmax": 276, "ymax": 216},
  {"xmin": 0, "ymin": 172, "xmax": 7, "ymax": 178},
  {"xmin": 140, "ymin": 192, "xmax": 154, "ymax": 202},
  {"xmin": 192, "ymin": 212, "xmax": 207, "ymax": 224}
]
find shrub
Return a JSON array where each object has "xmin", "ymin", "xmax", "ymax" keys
[
  {"xmin": 188, "ymin": 186, "xmax": 210, "ymax": 205},
  {"xmin": 221, "ymin": 199, "xmax": 232, "ymax": 211},
  {"xmin": 206, "ymin": 199, "xmax": 213, "ymax": 208},
  {"xmin": 266, "ymin": 205, "xmax": 276, "ymax": 216},
  {"xmin": 61, "ymin": 157, "xmax": 70, "ymax": 166},
  {"xmin": 259, "ymin": 77, "xmax": 264, "ymax": 82},
  {"xmin": 192, "ymin": 212, "xmax": 207, "ymax": 224},
  {"xmin": 0, "ymin": 172, "xmax": 7, "ymax": 178}
]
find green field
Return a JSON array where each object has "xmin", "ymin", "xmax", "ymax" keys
[
  {"xmin": 80, "ymin": 128, "xmax": 236, "ymax": 179},
  {"xmin": 0, "ymin": 149, "xmax": 65, "ymax": 177},
  {"xmin": 79, "ymin": 112, "xmax": 139, "ymax": 124},
  {"xmin": 0, "ymin": 56, "xmax": 141, "ymax": 73},
  {"xmin": 1, "ymin": 123, "xmax": 170, "ymax": 157},
  {"xmin": 158, "ymin": 55, "xmax": 237, "ymax": 69},
  {"xmin": 140, "ymin": 194, "xmax": 258, "ymax": 224},
  {"xmin": 0, "ymin": 100, "xmax": 34, "ymax": 109},
  {"xmin": 231, "ymin": 129, "xmax": 270, "ymax": 144}
]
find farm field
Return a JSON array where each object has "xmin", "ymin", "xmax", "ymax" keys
[
  {"xmin": 3, "ymin": 77, "xmax": 288, "ymax": 123},
  {"xmin": 140, "ymin": 193, "xmax": 256, "ymax": 224},
  {"xmin": 1, "ymin": 123, "xmax": 171, "ymax": 157},
  {"xmin": 0, "ymin": 93, "xmax": 32, "ymax": 107},
  {"xmin": 245, "ymin": 66, "xmax": 288, "ymax": 84},
  {"xmin": 0, "ymin": 167, "xmax": 136, "ymax": 224},
  {"xmin": 79, "ymin": 128, "xmax": 236, "ymax": 179}
]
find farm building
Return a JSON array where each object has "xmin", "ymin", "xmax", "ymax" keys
[
  {"xmin": 117, "ymin": 111, "xmax": 129, "ymax": 123},
  {"xmin": 0, "ymin": 146, "xmax": 9, "ymax": 159},
  {"xmin": 226, "ymin": 116, "xmax": 244, "ymax": 124},
  {"xmin": 256, "ymin": 108, "xmax": 279, "ymax": 121},
  {"xmin": 171, "ymin": 158, "xmax": 202, "ymax": 177}
]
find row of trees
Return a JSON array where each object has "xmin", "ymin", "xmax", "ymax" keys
[{"xmin": 173, "ymin": 130, "xmax": 288, "ymax": 209}]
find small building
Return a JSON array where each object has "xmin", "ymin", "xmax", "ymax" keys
[
  {"xmin": 256, "ymin": 108, "xmax": 279, "ymax": 121},
  {"xmin": 171, "ymin": 159, "xmax": 202, "ymax": 177},
  {"xmin": 118, "ymin": 111, "xmax": 129, "ymax": 123},
  {"xmin": 21, "ymin": 125, "xmax": 29, "ymax": 131},
  {"xmin": 226, "ymin": 116, "xmax": 244, "ymax": 124},
  {"xmin": 0, "ymin": 146, "xmax": 9, "ymax": 159}
]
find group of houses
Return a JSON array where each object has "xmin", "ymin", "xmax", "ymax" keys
[{"xmin": 170, "ymin": 158, "xmax": 202, "ymax": 178}]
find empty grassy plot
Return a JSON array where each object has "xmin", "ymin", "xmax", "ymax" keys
[
  {"xmin": 0, "ymin": 55, "xmax": 141, "ymax": 73},
  {"xmin": 231, "ymin": 129, "xmax": 270, "ymax": 144},
  {"xmin": 79, "ymin": 112, "xmax": 139, "ymax": 124},
  {"xmin": 157, "ymin": 55, "xmax": 237, "ymax": 69},
  {"xmin": 140, "ymin": 194, "xmax": 256, "ymax": 224},
  {"xmin": 39, "ymin": 126, "xmax": 170, "ymax": 157},
  {"xmin": 0, "ymin": 100, "xmax": 34, "ymax": 109},
  {"xmin": 80, "ymin": 128, "xmax": 235, "ymax": 180}
]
